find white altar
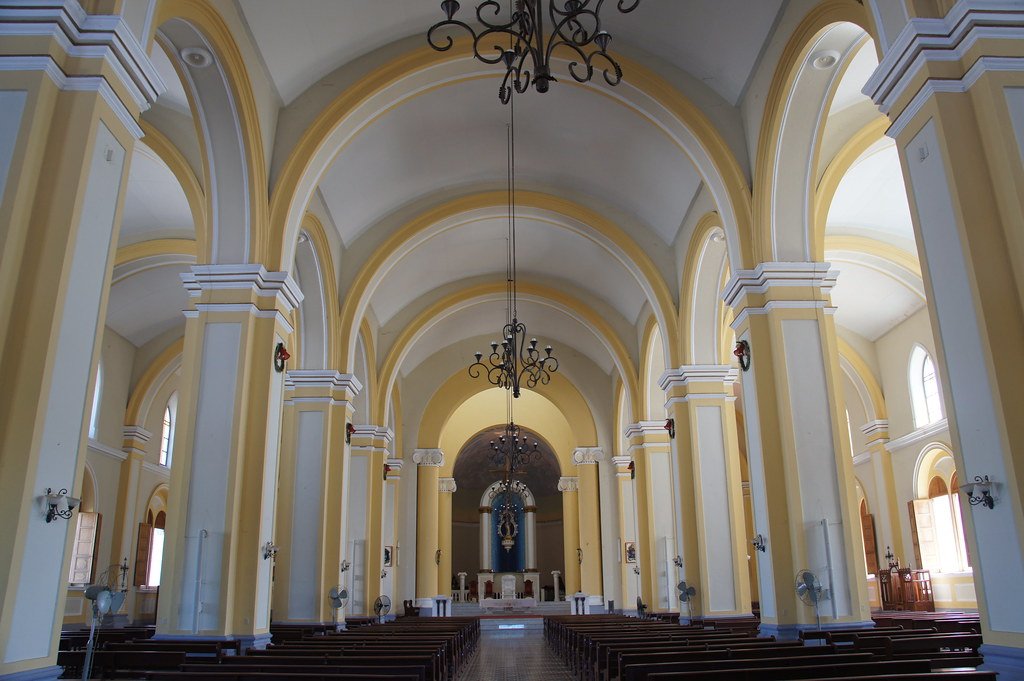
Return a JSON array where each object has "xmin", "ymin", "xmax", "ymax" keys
[
  {"xmin": 477, "ymin": 571, "xmax": 541, "ymax": 600},
  {"xmin": 479, "ymin": 596, "xmax": 537, "ymax": 612}
]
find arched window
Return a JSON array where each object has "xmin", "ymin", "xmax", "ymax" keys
[
  {"xmin": 88, "ymin": 362, "xmax": 102, "ymax": 439},
  {"xmin": 909, "ymin": 450, "xmax": 970, "ymax": 573},
  {"xmin": 159, "ymin": 392, "xmax": 177, "ymax": 467},
  {"xmin": 909, "ymin": 347, "xmax": 943, "ymax": 428}
]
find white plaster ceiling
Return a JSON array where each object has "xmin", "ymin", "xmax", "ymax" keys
[
  {"xmin": 829, "ymin": 39, "xmax": 877, "ymax": 116},
  {"xmin": 367, "ymin": 213, "xmax": 646, "ymax": 327},
  {"xmin": 120, "ymin": 143, "xmax": 194, "ymax": 246},
  {"xmin": 830, "ymin": 260, "xmax": 925, "ymax": 341},
  {"xmin": 238, "ymin": 1, "xmax": 784, "ymax": 106},
  {"xmin": 317, "ymin": 76, "xmax": 701, "ymax": 247},
  {"xmin": 106, "ymin": 264, "xmax": 190, "ymax": 347},
  {"xmin": 399, "ymin": 299, "xmax": 616, "ymax": 377},
  {"xmin": 826, "ymin": 139, "xmax": 916, "ymax": 252}
]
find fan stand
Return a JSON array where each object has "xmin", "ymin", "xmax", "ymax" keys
[{"xmin": 82, "ymin": 602, "xmax": 100, "ymax": 681}]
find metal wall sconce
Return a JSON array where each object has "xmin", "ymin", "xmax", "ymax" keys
[
  {"xmin": 262, "ymin": 541, "xmax": 279, "ymax": 560},
  {"xmin": 340, "ymin": 559, "xmax": 351, "ymax": 573},
  {"xmin": 664, "ymin": 418, "xmax": 675, "ymax": 439},
  {"xmin": 346, "ymin": 422, "xmax": 355, "ymax": 444},
  {"xmin": 577, "ymin": 547, "xmax": 583, "ymax": 565},
  {"xmin": 672, "ymin": 555, "xmax": 683, "ymax": 568},
  {"xmin": 273, "ymin": 342, "xmax": 290, "ymax": 372},
  {"xmin": 435, "ymin": 549, "xmax": 441, "ymax": 565},
  {"xmin": 751, "ymin": 534, "xmax": 766, "ymax": 553},
  {"xmin": 632, "ymin": 565, "xmax": 640, "ymax": 575},
  {"xmin": 734, "ymin": 340, "xmax": 751, "ymax": 371},
  {"xmin": 380, "ymin": 569, "xmax": 388, "ymax": 579},
  {"xmin": 43, "ymin": 488, "xmax": 80, "ymax": 523},
  {"xmin": 963, "ymin": 475, "xmax": 996, "ymax": 509}
]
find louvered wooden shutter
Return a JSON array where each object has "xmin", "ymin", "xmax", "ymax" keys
[
  {"xmin": 861, "ymin": 512, "xmax": 879, "ymax": 575},
  {"xmin": 134, "ymin": 523, "xmax": 153, "ymax": 586},
  {"xmin": 69, "ymin": 512, "xmax": 100, "ymax": 584},
  {"xmin": 909, "ymin": 499, "xmax": 940, "ymax": 570}
]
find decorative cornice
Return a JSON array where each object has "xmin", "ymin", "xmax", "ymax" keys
[
  {"xmin": 722, "ymin": 262, "xmax": 837, "ymax": 309},
  {"xmin": 0, "ymin": 1, "xmax": 165, "ymax": 135},
  {"xmin": 624, "ymin": 421, "xmax": 670, "ymax": 439},
  {"xmin": 87, "ymin": 438, "xmax": 126, "ymax": 462},
  {"xmin": 853, "ymin": 451, "xmax": 873, "ymax": 467},
  {"xmin": 659, "ymin": 365, "xmax": 738, "ymax": 391},
  {"xmin": 557, "ymin": 476, "xmax": 580, "ymax": 493},
  {"xmin": 142, "ymin": 460, "xmax": 171, "ymax": 478},
  {"xmin": 860, "ymin": 419, "xmax": 891, "ymax": 443},
  {"xmin": 412, "ymin": 448, "xmax": 445, "ymax": 467},
  {"xmin": 385, "ymin": 457, "xmax": 404, "ymax": 472},
  {"xmin": 884, "ymin": 418, "xmax": 949, "ymax": 453},
  {"xmin": 611, "ymin": 455, "xmax": 633, "ymax": 467},
  {"xmin": 350, "ymin": 424, "xmax": 394, "ymax": 447},
  {"xmin": 572, "ymin": 447, "xmax": 604, "ymax": 465},
  {"xmin": 284, "ymin": 370, "xmax": 362, "ymax": 397},
  {"xmin": 864, "ymin": 2, "xmax": 1024, "ymax": 118},
  {"xmin": 438, "ymin": 477, "xmax": 457, "ymax": 493},
  {"xmin": 181, "ymin": 264, "xmax": 303, "ymax": 314},
  {"xmin": 122, "ymin": 425, "xmax": 152, "ymax": 443}
]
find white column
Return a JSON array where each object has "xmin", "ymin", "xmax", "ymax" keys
[
  {"xmin": 524, "ymin": 506, "xmax": 538, "ymax": 570},
  {"xmin": 479, "ymin": 506, "xmax": 493, "ymax": 572},
  {"xmin": 552, "ymin": 570, "xmax": 562, "ymax": 602},
  {"xmin": 382, "ymin": 457, "xmax": 402, "ymax": 606}
]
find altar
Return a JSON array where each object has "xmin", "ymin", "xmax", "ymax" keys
[
  {"xmin": 479, "ymin": 596, "xmax": 538, "ymax": 611},
  {"xmin": 477, "ymin": 571, "xmax": 541, "ymax": 600}
]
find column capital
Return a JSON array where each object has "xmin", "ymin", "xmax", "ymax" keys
[
  {"xmin": 864, "ymin": 3, "xmax": 1024, "ymax": 134},
  {"xmin": 284, "ymin": 371, "xmax": 362, "ymax": 403},
  {"xmin": 438, "ymin": 477, "xmax": 457, "ymax": 494},
  {"xmin": 121, "ymin": 425, "xmax": 152, "ymax": 456},
  {"xmin": 0, "ymin": 1, "xmax": 166, "ymax": 136},
  {"xmin": 722, "ymin": 262, "xmax": 837, "ymax": 310},
  {"xmin": 860, "ymin": 419, "xmax": 891, "ymax": 444},
  {"xmin": 572, "ymin": 447, "xmax": 604, "ymax": 465},
  {"xmin": 479, "ymin": 506, "xmax": 493, "ymax": 514},
  {"xmin": 659, "ymin": 365, "xmax": 738, "ymax": 393},
  {"xmin": 350, "ymin": 425, "xmax": 394, "ymax": 452},
  {"xmin": 557, "ymin": 476, "xmax": 580, "ymax": 493},
  {"xmin": 181, "ymin": 264, "xmax": 304, "ymax": 317},
  {"xmin": 524, "ymin": 505, "xmax": 537, "ymax": 513},
  {"xmin": 385, "ymin": 457, "xmax": 404, "ymax": 475},
  {"xmin": 412, "ymin": 449, "xmax": 445, "ymax": 467},
  {"xmin": 624, "ymin": 421, "xmax": 669, "ymax": 439}
]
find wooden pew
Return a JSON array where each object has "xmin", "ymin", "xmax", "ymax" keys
[
  {"xmin": 57, "ymin": 649, "xmax": 185, "ymax": 678},
  {"xmin": 639, "ymin": 659, "xmax": 931, "ymax": 681}
]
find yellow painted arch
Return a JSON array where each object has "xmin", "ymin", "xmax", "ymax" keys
[
  {"xmin": 266, "ymin": 39, "xmax": 753, "ymax": 272},
  {"xmin": 114, "ymin": 239, "xmax": 197, "ymax": 268},
  {"xmin": 295, "ymin": 212, "xmax": 342, "ymax": 367},
  {"xmin": 373, "ymin": 280, "xmax": 641, "ymax": 425},
  {"xmin": 752, "ymin": 0, "xmax": 874, "ymax": 263},
  {"xmin": 139, "ymin": 120, "xmax": 208, "ymax": 260},
  {"xmin": 151, "ymin": 0, "xmax": 269, "ymax": 264},
  {"xmin": 126, "ymin": 338, "xmax": 184, "ymax": 425},
  {"xmin": 336, "ymin": 191, "xmax": 680, "ymax": 373},
  {"xmin": 420, "ymin": 371, "xmax": 598, "ymax": 477},
  {"xmin": 824, "ymin": 235, "xmax": 922, "ymax": 278},
  {"xmin": 679, "ymin": 211, "xmax": 728, "ymax": 365},
  {"xmin": 837, "ymin": 336, "xmax": 887, "ymax": 421}
]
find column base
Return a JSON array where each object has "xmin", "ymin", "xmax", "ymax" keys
[
  {"xmin": 414, "ymin": 597, "xmax": 436, "ymax": 616},
  {"xmin": 759, "ymin": 619, "xmax": 874, "ymax": 641},
  {"xmin": 0, "ymin": 666, "xmax": 62, "ymax": 681},
  {"xmin": 981, "ymin": 644, "xmax": 1024, "ymax": 680}
]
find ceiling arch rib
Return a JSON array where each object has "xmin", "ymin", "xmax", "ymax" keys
[
  {"xmin": 373, "ymin": 283, "xmax": 640, "ymax": 426},
  {"xmin": 268, "ymin": 41, "xmax": 754, "ymax": 279},
  {"xmin": 338, "ymin": 191, "xmax": 681, "ymax": 376}
]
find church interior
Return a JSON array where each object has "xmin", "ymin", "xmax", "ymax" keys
[{"xmin": 2, "ymin": 0, "xmax": 1024, "ymax": 679}]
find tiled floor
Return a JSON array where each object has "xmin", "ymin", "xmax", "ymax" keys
[{"xmin": 458, "ymin": 623, "xmax": 573, "ymax": 680}]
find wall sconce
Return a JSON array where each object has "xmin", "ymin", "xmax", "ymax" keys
[
  {"xmin": 383, "ymin": 463, "xmax": 391, "ymax": 481},
  {"xmin": 664, "ymin": 418, "xmax": 675, "ymax": 439},
  {"xmin": 380, "ymin": 569, "xmax": 388, "ymax": 579},
  {"xmin": 346, "ymin": 422, "xmax": 356, "ymax": 444},
  {"xmin": 273, "ymin": 342, "xmax": 290, "ymax": 373},
  {"xmin": 435, "ymin": 549, "xmax": 441, "ymax": 565},
  {"xmin": 43, "ymin": 488, "xmax": 80, "ymax": 523},
  {"xmin": 340, "ymin": 559, "xmax": 351, "ymax": 573},
  {"xmin": 672, "ymin": 555, "xmax": 683, "ymax": 568},
  {"xmin": 734, "ymin": 340, "xmax": 751, "ymax": 371},
  {"xmin": 262, "ymin": 541, "xmax": 279, "ymax": 560},
  {"xmin": 577, "ymin": 547, "xmax": 583, "ymax": 565},
  {"xmin": 751, "ymin": 534, "xmax": 766, "ymax": 553},
  {"xmin": 632, "ymin": 565, "xmax": 640, "ymax": 575},
  {"xmin": 962, "ymin": 475, "xmax": 996, "ymax": 509},
  {"xmin": 627, "ymin": 460, "xmax": 635, "ymax": 480}
]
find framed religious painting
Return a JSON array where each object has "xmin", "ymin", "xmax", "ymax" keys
[
  {"xmin": 624, "ymin": 541, "xmax": 637, "ymax": 564},
  {"xmin": 383, "ymin": 545, "xmax": 394, "ymax": 567}
]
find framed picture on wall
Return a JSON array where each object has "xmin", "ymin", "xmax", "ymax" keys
[
  {"xmin": 624, "ymin": 541, "xmax": 637, "ymax": 564},
  {"xmin": 383, "ymin": 545, "xmax": 394, "ymax": 567}
]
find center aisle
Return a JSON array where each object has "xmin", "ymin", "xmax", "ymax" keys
[{"xmin": 457, "ymin": 619, "xmax": 572, "ymax": 680}]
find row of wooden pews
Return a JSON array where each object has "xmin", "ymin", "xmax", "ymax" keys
[
  {"xmin": 57, "ymin": 628, "xmax": 240, "ymax": 679},
  {"xmin": 143, "ymin": 617, "xmax": 479, "ymax": 681},
  {"xmin": 546, "ymin": 613, "xmax": 994, "ymax": 681}
]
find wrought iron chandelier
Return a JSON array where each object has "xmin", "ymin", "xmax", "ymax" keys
[
  {"xmin": 488, "ymin": 421, "xmax": 542, "ymax": 471},
  {"xmin": 468, "ymin": 88, "xmax": 558, "ymax": 397},
  {"xmin": 428, "ymin": 0, "xmax": 641, "ymax": 103}
]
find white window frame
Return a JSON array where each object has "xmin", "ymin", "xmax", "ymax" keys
[
  {"xmin": 909, "ymin": 346, "xmax": 943, "ymax": 428},
  {"xmin": 159, "ymin": 392, "xmax": 177, "ymax": 467},
  {"xmin": 88, "ymin": 363, "xmax": 102, "ymax": 439}
]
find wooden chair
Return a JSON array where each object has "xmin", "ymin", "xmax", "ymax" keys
[
  {"xmin": 485, "ymin": 580, "xmax": 494, "ymax": 599},
  {"xmin": 524, "ymin": 579, "xmax": 534, "ymax": 598},
  {"xmin": 469, "ymin": 580, "xmax": 479, "ymax": 602},
  {"xmin": 403, "ymin": 599, "xmax": 421, "ymax": 616}
]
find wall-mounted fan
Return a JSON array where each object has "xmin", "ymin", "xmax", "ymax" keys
[
  {"xmin": 374, "ymin": 595, "xmax": 392, "ymax": 623},
  {"xmin": 327, "ymin": 586, "xmax": 348, "ymax": 628},
  {"xmin": 795, "ymin": 569, "xmax": 829, "ymax": 630},
  {"xmin": 635, "ymin": 596, "xmax": 647, "ymax": 619},
  {"xmin": 678, "ymin": 580, "xmax": 697, "ymax": 621},
  {"xmin": 82, "ymin": 584, "xmax": 125, "ymax": 680}
]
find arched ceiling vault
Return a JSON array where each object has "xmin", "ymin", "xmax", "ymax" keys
[
  {"xmin": 267, "ymin": 40, "xmax": 755, "ymax": 275},
  {"xmin": 337, "ymin": 191, "xmax": 681, "ymax": 375}
]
